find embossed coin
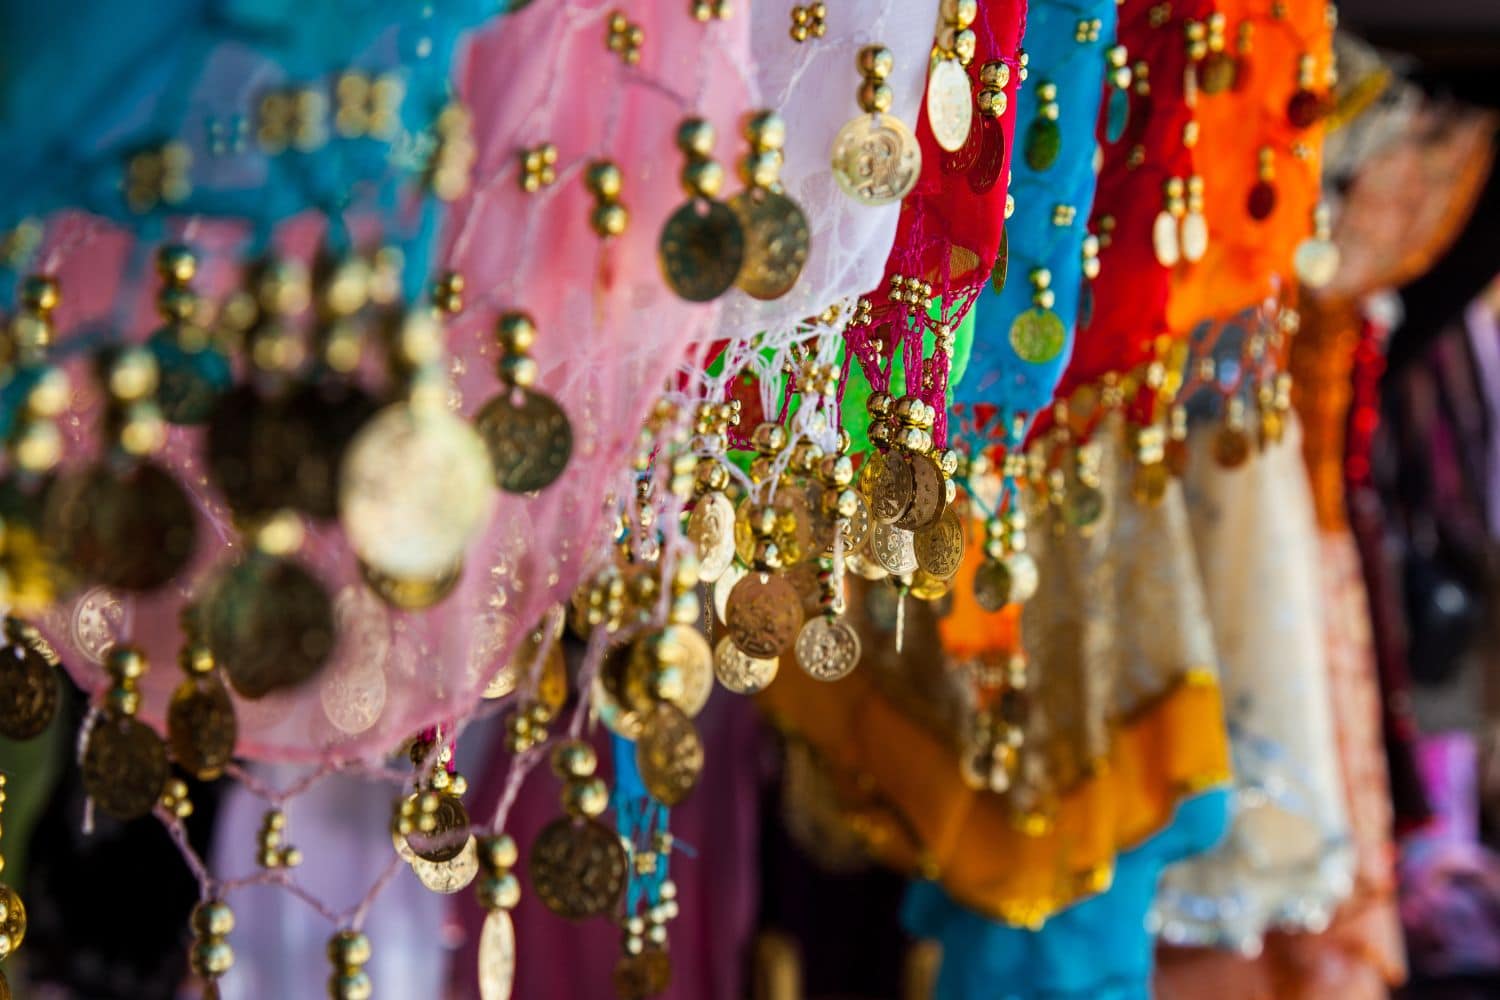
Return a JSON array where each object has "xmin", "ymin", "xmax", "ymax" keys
[
  {"xmin": 659, "ymin": 199, "xmax": 747, "ymax": 302},
  {"xmin": 725, "ymin": 572, "xmax": 803, "ymax": 658},
  {"xmin": 82, "ymin": 715, "xmax": 169, "ymax": 820},
  {"xmin": 914, "ymin": 507, "xmax": 965, "ymax": 579},
  {"xmin": 478, "ymin": 910, "xmax": 516, "ymax": 1000},
  {"xmin": 167, "ymin": 675, "xmax": 237, "ymax": 779},
  {"xmin": 411, "ymin": 835, "xmax": 479, "ymax": 894},
  {"xmin": 408, "ymin": 791, "xmax": 471, "ymax": 863},
  {"xmin": 636, "ymin": 702, "xmax": 704, "ymax": 806},
  {"xmin": 972, "ymin": 551, "xmax": 1039, "ymax": 612},
  {"xmin": 729, "ymin": 188, "xmax": 811, "ymax": 301},
  {"xmin": 1009, "ymin": 307, "xmax": 1067, "ymax": 364},
  {"xmin": 794, "ymin": 615, "xmax": 862, "ymax": 682},
  {"xmin": 475, "ymin": 386, "xmax": 573, "ymax": 494},
  {"xmin": 733, "ymin": 488, "xmax": 815, "ymax": 567},
  {"xmin": 625, "ymin": 624, "xmax": 713, "ymax": 719},
  {"xmin": 613, "ymin": 949, "xmax": 672, "ymax": 999},
  {"xmin": 319, "ymin": 657, "xmax": 387, "ymax": 735},
  {"xmin": 894, "ymin": 452, "xmax": 945, "ymax": 531},
  {"xmin": 44, "ymin": 462, "xmax": 197, "ymax": 592},
  {"xmin": 807, "ymin": 483, "xmax": 871, "ymax": 555},
  {"xmin": 0, "ymin": 884, "xmax": 25, "ymax": 957},
  {"xmin": 712, "ymin": 635, "xmax": 779, "ymax": 694},
  {"xmin": 927, "ymin": 58, "xmax": 975, "ymax": 152},
  {"xmin": 868, "ymin": 451, "xmax": 915, "ymax": 525},
  {"xmin": 0, "ymin": 633, "xmax": 57, "ymax": 740},
  {"xmin": 686, "ymin": 491, "xmax": 736, "ymax": 583},
  {"xmin": 830, "ymin": 113, "xmax": 922, "ymax": 206},
  {"xmin": 341, "ymin": 403, "xmax": 496, "ymax": 580},
  {"xmin": 529, "ymin": 817, "xmax": 628, "ymax": 920},
  {"xmin": 204, "ymin": 552, "xmax": 335, "ymax": 699},
  {"xmin": 869, "ymin": 521, "xmax": 918, "ymax": 575}
]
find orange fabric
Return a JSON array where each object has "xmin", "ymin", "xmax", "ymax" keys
[
  {"xmin": 937, "ymin": 519, "xmax": 1019, "ymax": 658},
  {"xmin": 759, "ymin": 660, "xmax": 1230, "ymax": 926},
  {"xmin": 1168, "ymin": 0, "xmax": 1333, "ymax": 331}
]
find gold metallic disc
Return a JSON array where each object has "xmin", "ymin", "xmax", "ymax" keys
[
  {"xmin": 0, "ymin": 885, "xmax": 25, "ymax": 957},
  {"xmin": 477, "ymin": 910, "xmax": 516, "ymax": 1000},
  {"xmin": 831, "ymin": 113, "xmax": 922, "ymax": 206},
  {"xmin": 712, "ymin": 635, "xmax": 779, "ymax": 694},
  {"xmin": 728, "ymin": 188, "xmax": 811, "ymax": 301},
  {"xmin": 82, "ymin": 715, "xmax": 169, "ymax": 821},
  {"xmin": 636, "ymin": 702, "xmax": 704, "ymax": 806},
  {"xmin": 927, "ymin": 57, "xmax": 975, "ymax": 152},
  {"xmin": 894, "ymin": 452, "xmax": 946, "ymax": 531},
  {"xmin": 529, "ymin": 817, "xmax": 628, "ymax": 920},
  {"xmin": 407, "ymin": 791, "xmax": 471, "ymax": 863},
  {"xmin": 359, "ymin": 559, "xmax": 464, "ymax": 611},
  {"xmin": 0, "ymin": 630, "xmax": 57, "ymax": 741},
  {"xmin": 914, "ymin": 506, "xmax": 965, "ymax": 579},
  {"xmin": 43, "ymin": 462, "xmax": 197, "ymax": 592},
  {"xmin": 869, "ymin": 521, "xmax": 918, "ymax": 576},
  {"xmin": 686, "ymin": 491, "xmax": 736, "ymax": 583},
  {"xmin": 204, "ymin": 552, "xmax": 335, "ymax": 699},
  {"xmin": 411, "ymin": 835, "xmax": 479, "ymax": 894},
  {"xmin": 659, "ymin": 199, "xmax": 746, "ymax": 302},
  {"xmin": 794, "ymin": 615, "xmax": 862, "ymax": 682},
  {"xmin": 166, "ymin": 676, "xmax": 237, "ymax": 779},
  {"xmin": 475, "ymin": 386, "xmax": 573, "ymax": 494},
  {"xmin": 867, "ymin": 451, "xmax": 916, "ymax": 525},
  {"xmin": 725, "ymin": 572, "xmax": 803, "ymax": 658}
]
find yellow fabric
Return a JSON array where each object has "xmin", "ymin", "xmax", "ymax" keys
[{"xmin": 759, "ymin": 658, "xmax": 1230, "ymax": 925}]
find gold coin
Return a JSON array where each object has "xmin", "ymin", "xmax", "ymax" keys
[
  {"xmin": 407, "ymin": 791, "xmax": 471, "ymax": 863},
  {"xmin": 613, "ymin": 949, "xmax": 672, "ymax": 1000},
  {"xmin": 868, "ymin": 451, "xmax": 915, "ymax": 525},
  {"xmin": 43, "ymin": 462, "xmax": 197, "ymax": 592},
  {"xmin": 831, "ymin": 112, "xmax": 922, "ymax": 206},
  {"xmin": 204, "ymin": 552, "xmax": 335, "ymax": 699},
  {"xmin": 341, "ymin": 403, "xmax": 495, "ymax": 581},
  {"xmin": 728, "ymin": 188, "xmax": 811, "ymax": 301},
  {"xmin": 474, "ymin": 386, "xmax": 573, "ymax": 494},
  {"xmin": 686, "ymin": 491, "xmax": 736, "ymax": 583},
  {"xmin": 318, "ymin": 656, "xmax": 387, "ymax": 736},
  {"xmin": 894, "ymin": 452, "xmax": 945, "ymax": 531},
  {"xmin": 82, "ymin": 715, "xmax": 169, "ymax": 821},
  {"xmin": 593, "ymin": 644, "xmax": 644, "ymax": 739},
  {"xmin": 725, "ymin": 572, "xmax": 803, "ymax": 658},
  {"xmin": 807, "ymin": 484, "xmax": 871, "ymax": 555},
  {"xmin": 478, "ymin": 910, "xmax": 516, "ymax": 1000},
  {"xmin": 1062, "ymin": 484, "xmax": 1105, "ymax": 532},
  {"xmin": 712, "ymin": 635, "xmax": 779, "ymax": 694},
  {"xmin": 927, "ymin": 57, "xmax": 975, "ymax": 152},
  {"xmin": 782, "ymin": 558, "xmax": 823, "ymax": 618},
  {"xmin": 972, "ymin": 551, "xmax": 1038, "ymax": 612},
  {"xmin": 411, "ymin": 834, "xmax": 479, "ymax": 894},
  {"xmin": 733, "ymin": 488, "xmax": 815, "ymax": 567},
  {"xmin": 869, "ymin": 521, "xmax": 918, "ymax": 576},
  {"xmin": 659, "ymin": 199, "xmax": 746, "ymax": 302},
  {"xmin": 0, "ymin": 626, "xmax": 58, "ymax": 740},
  {"xmin": 0, "ymin": 884, "xmax": 25, "ymax": 957},
  {"xmin": 529, "ymin": 817, "xmax": 628, "ymax": 920},
  {"xmin": 360, "ymin": 559, "xmax": 463, "ymax": 610},
  {"xmin": 794, "ymin": 615, "xmax": 861, "ymax": 682},
  {"xmin": 712, "ymin": 562, "xmax": 748, "ymax": 624},
  {"xmin": 909, "ymin": 568, "xmax": 953, "ymax": 601},
  {"xmin": 914, "ymin": 507, "xmax": 965, "ymax": 579},
  {"xmin": 166, "ymin": 675, "xmax": 237, "ymax": 779},
  {"xmin": 625, "ymin": 623, "xmax": 712, "ymax": 719},
  {"xmin": 636, "ymin": 702, "xmax": 704, "ymax": 806}
]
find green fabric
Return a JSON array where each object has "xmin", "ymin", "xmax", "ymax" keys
[{"xmin": 0, "ymin": 711, "xmax": 67, "ymax": 891}]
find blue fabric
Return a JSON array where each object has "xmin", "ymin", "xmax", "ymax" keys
[
  {"xmin": 0, "ymin": 0, "xmax": 495, "ymax": 301},
  {"xmin": 955, "ymin": 0, "xmax": 1116, "ymax": 470},
  {"xmin": 903, "ymin": 788, "xmax": 1231, "ymax": 1000}
]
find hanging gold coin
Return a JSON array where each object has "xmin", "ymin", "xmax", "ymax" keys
[
  {"xmin": 407, "ymin": 791, "xmax": 472, "ymax": 864},
  {"xmin": 1062, "ymin": 482, "xmax": 1106, "ymax": 532},
  {"xmin": 831, "ymin": 113, "xmax": 923, "ymax": 206},
  {"xmin": 733, "ymin": 488, "xmax": 815, "ymax": 567},
  {"xmin": 972, "ymin": 551, "xmax": 1038, "ymax": 612},
  {"xmin": 687, "ymin": 491, "xmax": 736, "ymax": 583},
  {"xmin": 636, "ymin": 701, "xmax": 705, "ymax": 806},
  {"xmin": 1009, "ymin": 307, "xmax": 1067, "ymax": 365},
  {"xmin": 360, "ymin": 559, "xmax": 464, "ymax": 611},
  {"xmin": 477, "ymin": 909, "xmax": 516, "ymax": 1000},
  {"xmin": 594, "ymin": 645, "xmax": 645, "ymax": 740},
  {"xmin": 927, "ymin": 58, "xmax": 975, "ymax": 153},
  {"xmin": 712, "ymin": 635, "xmax": 779, "ymax": 694},
  {"xmin": 712, "ymin": 561, "xmax": 748, "ymax": 625},
  {"xmin": 166, "ymin": 672, "xmax": 237, "ymax": 780},
  {"xmin": 43, "ymin": 463, "xmax": 197, "ymax": 592},
  {"xmin": 340, "ymin": 403, "xmax": 496, "ymax": 581},
  {"xmin": 868, "ymin": 450, "xmax": 916, "ymax": 525},
  {"xmin": 0, "ymin": 884, "xmax": 25, "ymax": 957},
  {"xmin": 659, "ymin": 200, "xmax": 747, "ymax": 302},
  {"xmin": 625, "ymin": 624, "xmax": 713, "ymax": 719},
  {"xmin": 474, "ymin": 386, "xmax": 574, "ymax": 494},
  {"xmin": 869, "ymin": 521, "xmax": 918, "ymax": 575},
  {"xmin": 0, "ymin": 623, "xmax": 58, "ymax": 740},
  {"xmin": 729, "ymin": 188, "xmax": 811, "ymax": 301},
  {"xmin": 82, "ymin": 716, "xmax": 170, "ymax": 821},
  {"xmin": 914, "ymin": 506, "xmax": 965, "ymax": 579},
  {"xmin": 203, "ymin": 552, "xmax": 335, "ymax": 699},
  {"xmin": 529, "ymin": 817, "xmax": 628, "ymax": 920},
  {"xmin": 909, "ymin": 568, "xmax": 953, "ymax": 601},
  {"xmin": 794, "ymin": 615, "xmax": 862, "ymax": 682},
  {"xmin": 725, "ymin": 572, "xmax": 803, "ymax": 658},
  {"xmin": 411, "ymin": 835, "xmax": 479, "ymax": 894},
  {"xmin": 894, "ymin": 452, "xmax": 946, "ymax": 531}
]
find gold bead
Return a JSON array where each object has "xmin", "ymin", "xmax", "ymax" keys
[
  {"xmin": 550, "ymin": 741, "xmax": 597, "ymax": 779},
  {"xmin": 478, "ymin": 834, "xmax": 518, "ymax": 872},
  {"xmin": 192, "ymin": 900, "xmax": 236, "ymax": 938},
  {"xmin": 591, "ymin": 202, "xmax": 628, "ymax": 237},
  {"xmin": 857, "ymin": 81, "xmax": 894, "ymax": 114},
  {"xmin": 742, "ymin": 110, "xmax": 786, "ymax": 151},
  {"xmin": 585, "ymin": 160, "xmax": 623, "ymax": 200},
  {"xmin": 191, "ymin": 938, "xmax": 235, "ymax": 978},
  {"xmin": 675, "ymin": 118, "xmax": 715, "ymax": 159},
  {"xmin": 564, "ymin": 776, "xmax": 610, "ymax": 818},
  {"xmin": 328, "ymin": 930, "xmax": 371, "ymax": 969},
  {"xmin": 680, "ymin": 158, "xmax": 724, "ymax": 199},
  {"xmin": 107, "ymin": 645, "xmax": 147, "ymax": 682},
  {"xmin": 475, "ymin": 872, "xmax": 522, "ymax": 910},
  {"xmin": 858, "ymin": 45, "xmax": 894, "ymax": 81}
]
